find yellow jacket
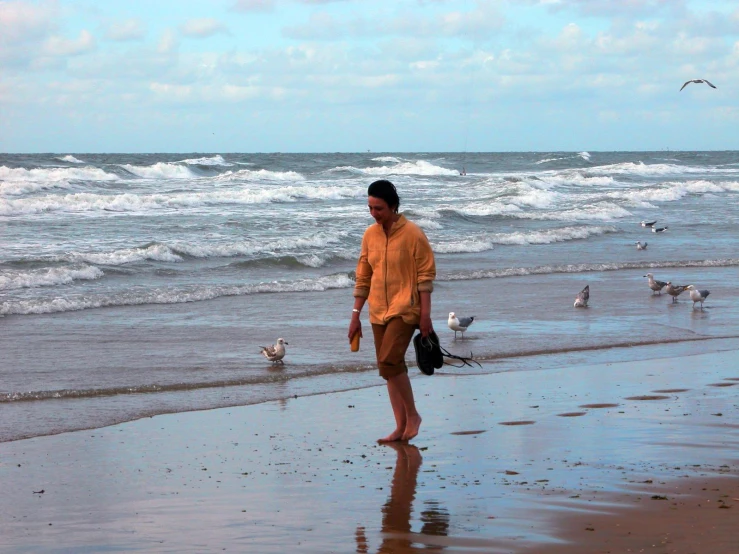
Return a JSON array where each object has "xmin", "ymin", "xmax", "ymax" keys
[{"xmin": 353, "ymin": 214, "xmax": 436, "ymax": 325}]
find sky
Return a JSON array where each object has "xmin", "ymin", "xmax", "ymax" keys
[{"xmin": 1, "ymin": 0, "xmax": 738, "ymax": 153}]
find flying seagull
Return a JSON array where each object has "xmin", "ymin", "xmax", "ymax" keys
[
  {"xmin": 652, "ymin": 226, "xmax": 668, "ymax": 233},
  {"xmin": 636, "ymin": 241, "xmax": 648, "ymax": 250},
  {"xmin": 574, "ymin": 285, "xmax": 589, "ymax": 308},
  {"xmin": 448, "ymin": 312, "xmax": 475, "ymax": 339},
  {"xmin": 260, "ymin": 338, "xmax": 288, "ymax": 364},
  {"xmin": 680, "ymin": 79, "xmax": 717, "ymax": 91},
  {"xmin": 644, "ymin": 273, "xmax": 667, "ymax": 295},
  {"xmin": 641, "ymin": 220, "xmax": 657, "ymax": 228},
  {"xmin": 686, "ymin": 285, "xmax": 710, "ymax": 310}
]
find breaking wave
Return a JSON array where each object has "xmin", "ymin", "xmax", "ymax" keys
[
  {"xmin": 0, "ymin": 265, "xmax": 104, "ymax": 291},
  {"xmin": 0, "ymin": 273, "xmax": 356, "ymax": 316}
]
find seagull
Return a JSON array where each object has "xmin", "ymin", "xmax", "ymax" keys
[
  {"xmin": 641, "ymin": 220, "xmax": 657, "ymax": 228},
  {"xmin": 685, "ymin": 285, "xmax": 710, "ymax": 309},
  {"xmin": 574, "ymin": 285, "xmax": 589, "ymax": 308},
  {"xmin": 448, "ymin": 312, "xmax": 475, "ymax": 339},
  {"xmin": 652, "ymin": 226, "xmax": 668, "ymax": 233},
  {"xmin": 665, "ymin": 282, "xmax": 687, "ymax": 303},
  {"xmin": 680, "ymin": 79, "xmax": 717, "ymax": 91},
  {"xmin": 636, "ymin": 241, "xmax": 648, "ymax": 250},
  {"xmin": 644, "ymin": 273, "xmax": 667, "ymax": 295},
  {"xmin": 260, "ymin": 338, "xmax": 288, "ymax": 364}
]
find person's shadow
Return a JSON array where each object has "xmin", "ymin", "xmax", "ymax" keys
[{"xmin": 356, "ymin": 443, "xmax": 450, "ymax": 553}]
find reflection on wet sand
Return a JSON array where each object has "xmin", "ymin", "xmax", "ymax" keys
[{"xmin": 357, "ymin": 443, "xmax": 449, "ymax": 553}]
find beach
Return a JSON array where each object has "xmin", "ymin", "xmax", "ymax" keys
[
  {"xmin": 2, "ymin": 343, "xmax": 737, "ymax": 553},
  {"xmin": 2, "ymin": 150, "xmax": 738, "ymax": 551}
]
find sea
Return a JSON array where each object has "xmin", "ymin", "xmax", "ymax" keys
[{"xmin": 2, "ymin": 151, "xmax": 739, "ymax": 443}]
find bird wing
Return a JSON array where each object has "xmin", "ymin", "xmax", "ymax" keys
[
  {"xmin": 457, "ymin": 316, "xmax": 475, "ymax": 327},
  {"xmin": 700, "ymin": 290, "xmax": 710, "ymax": 298},
  {"xmin": 703, "ymin": 79, "xmax": 717, "ymax": 88},
  {"xmin": 680, "ymin": 81, "xmax": 691, "ymax": 91},
  {"xmin": 655, "ymin": 280, "xmax": 667, "ymax": 288},
  {"xmin": 261, "ymin": 345, "xmax": 276, "ymax": 356},
  {"xmin": 581, "ymin": 286, "xmax": 589, "ymax": 301}
]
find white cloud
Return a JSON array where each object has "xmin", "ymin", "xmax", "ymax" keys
[
  {"xmin": 180, "ymin": 18, "xmax": 229, "ymax": 38},
  {"xmin": 158, "ymin": 29, "xmax": 179, "ymax": 54},
  {"xmin": 42, "ymin": 30, "xmax": 96, "ymax": 57},
  {"xmin": 231, "ymin": 0, "xmax": 274, "ymax": 12},
  {"xmin": 0, "ymin": 0, "xmax": 56, "ymax": 44},
  {"xmin": 105, "ymin": 18, "xmax": 145, "ymax": 41}
]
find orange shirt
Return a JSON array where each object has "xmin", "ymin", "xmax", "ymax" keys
[{"xmin": 353, "ymin": 214, "xmax": 436, "ymax": 325}]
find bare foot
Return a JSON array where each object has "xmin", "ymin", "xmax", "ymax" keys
[
  {"xmin": 377, "ymin": 429, "xmax": 404, "ymax": 443},
  {"xmin": 401, "ymin": 414, "xmax": 422, "ymax": 441}
]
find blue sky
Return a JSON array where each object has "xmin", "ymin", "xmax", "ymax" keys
[{"xmin": 1, "ymin": 0, "xmax": 738, "ymax": 153}]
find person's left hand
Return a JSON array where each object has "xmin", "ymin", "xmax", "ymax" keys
[{"xmin": 419, "ymin": 313, "xmax": 433, "ymax": 337}]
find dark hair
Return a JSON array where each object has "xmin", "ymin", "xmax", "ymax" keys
[{"xmin": 367, "ymin": 179, "xmax": 400, "ymax": 213}]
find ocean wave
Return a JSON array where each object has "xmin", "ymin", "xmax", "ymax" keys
[
  {"xmin": 120, "ymin": 162, "xmax": 198, "ymax": 179},
  {"xmin": 65, "ymin": 243, "xmax": 183, "ymax": 265},
  {"xmin": 518, "ymin": 203, "xmax": 632, "ymax": 222},
  {"xmin": 0, "ymin": 165, "xmax": 119, "ymax": 182},
  {"xmin": 535, "ymin": 151, "xmax": 591, "ymax": 165},
  {"xmin": 0, "ymin": 265, "xmax": 104, "ymax": 291},
  {"xmin": 432, "ymin": 226, "xmax": 616, "ymax": 253},
  {"xmin": 587, "ymin": 161, "xmax": 739, "ymax": 177},
  {"xmin": 0, "ymin": 185, "xmax": 363, "ymax": 215},
  {"xmin": 440, "ymin": 258, "xmax": 739, "ymax": 281},
  {"xmin": 0, "ymin": 180, "xmax": 72, "ymax": 196},
  {"xmin": 356, "ymin": 160, "xmax": 458, "ymax": 177},
  {"xmin": 0, "ymin": 273, "xmax": 355, "ymax": 316},
  {"xmin": 579, "ymin": 151, "xmax": 591, "ymax": 161},
  {"xmin": 179, "ymin": 155, "xmax": 233, "ymax": 167},
  {"xmin": 216, "ymin": 168, "xmax": 305, "ymax": 182},
  {"xmin": 609, "ymin": 180, "xmax": 739, "ymax": 204},
  {"xmin": 371, "ymin": 156, "xmax": 403, "ymax": 163},
  {"xmin": 56, "ymin": 155, "xmax": 85, "ymax": 163}
]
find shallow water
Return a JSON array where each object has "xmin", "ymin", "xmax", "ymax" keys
[{"xmin": 2, "ymin": 151, "xmax": 738, "ymax": 441}]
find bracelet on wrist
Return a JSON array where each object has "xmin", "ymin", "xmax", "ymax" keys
[{"xmin": 352, "ymin": 309, "xmax": 360, "ymax": 314}]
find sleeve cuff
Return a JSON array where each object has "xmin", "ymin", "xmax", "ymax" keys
[
  {"xmin": 417, "ymin": 281, "xmax": 434, "ymax": 293},
  {"xmin": 353, "ymin": 287, "xmax": 370, "ymax": 298}
]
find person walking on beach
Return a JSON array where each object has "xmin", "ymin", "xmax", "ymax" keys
[{"xmin": 348, "ymin": 180, "xmax": 436, "ymax": 442}]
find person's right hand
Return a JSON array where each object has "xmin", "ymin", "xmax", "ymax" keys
[{"xmin": 348, "ymin": 318, "xmax": 362, "ymax": 341}]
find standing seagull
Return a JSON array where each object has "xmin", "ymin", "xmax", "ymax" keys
[
  {"xmin": 260, "ymin": 338, "xmax": 288, "ymax": 364},
  {"xmin": 635, "ymin": 241, "xmax": 648, "ymax": 250},
  {"xmin": 641, "ymin": 220, "xmax": 657, "ymax": 228},
  {"xmin": 644, "ymin": 273, "xmax": 667, "ymax": 295},
  {"xmin": 680, "ymin": 79, "xmax": 717, "ymax": 91},
  {"xmin": 686, "ymin": 285, "xmax": 710, "ymax": 310},
  {"xmin": 574, "ymin": 285, "xmax": 589, "ymax": 308},
  {"xmin": 665, "ymin": 282, "xmax": 687, "ymax": 303},
  {"xmin": 448, "ymin": 312, "xmax": 475, "ymax": 339},
  {"xmin": 652, "ymin": 226, "xmax": 668, "ymax": 233}
]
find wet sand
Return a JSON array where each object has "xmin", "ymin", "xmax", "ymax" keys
[{"xmin": 1, "ymin": 346, "xmax": 738, "ymax": 553}]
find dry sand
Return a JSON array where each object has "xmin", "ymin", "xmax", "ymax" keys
[{"xmin": 1, "ymin": 346, "xmax": 738, "ymax": 553}]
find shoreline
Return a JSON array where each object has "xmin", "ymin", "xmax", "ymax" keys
[
  {"xmin": 3, "ymin": 335, "xmax": 738, "ymax": 444},
  {"xmin": 2, "ymin": 347, "xmax": 737, "ymax": 552}
]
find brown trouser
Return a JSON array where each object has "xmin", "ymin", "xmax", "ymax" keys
[{"xmin": 371, "ymin": 318, "xmax": 417, "ymax": 380}]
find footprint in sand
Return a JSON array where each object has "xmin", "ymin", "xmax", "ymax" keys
[
  {"xmin": 723, "ymin": 378, "xmax": 739, "ymax": 381},
  {"xmin": 624, "ymin": 395, "xmax": 671, "ymax": 401},
  {"xmin": 578, "ymin": 403, "xmax": 620, "ymax": 409},
  {"xmin": 499, "ymin": 420, "xmax": 535, "ymax": 426},
  {"xmin": 557, "ymin": 412, "xmax": 587, "ymax": 417},
  {"xmin": 708, "ymin": 382, "xmax": 736, "ymax": 387},
  {"xmin": 652, "ymin": 389, "xmax": 690, "ymax": 393},
  {"xmin": 450, "ymin": 430, "xmax": 487, "ymax": 435}
]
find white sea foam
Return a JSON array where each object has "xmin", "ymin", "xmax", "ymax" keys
[
  {"xmin": 217, "ymin": 168, "xmax": 305, "ymax": 182},
  {"xmin": 608, "ymin": 180, "xmax": 739, "ymax": 204},
  {"xmin": 441, "ymin": 258, "xmax": 739, "ymax": 282},
  {"xmin": 57, "ymin": 155, "xmax": 85, "ymax": 164},
  {"xmin": 518, "ymin": 203, "xmax": 632, "ymax": 222},
  {"xmin": 586, "ymin": 162, "xmax": 726, "ymax": 177},
  {"xmin": 66, "ymin": 244, "xmax": 183, "ymax": 265},
  {"xmin": 371, "ymin": 156, "xmax": 403, "ymax": 163},
  {"xmin": 120, "ymin": 162, "xmax": 197, "ymax": 179},
  {"xmin": 579, "ymin": 151, "xmax": 591, "ymax": 161},
  {"xmin": 0, "ymin": 273, "xmax": 355, "ymax": 315},
  {"xmin": 432, "ymin": 226, "xmax": 615, "ymax": 253},
  {"xmin": 0, "ymin": 166, "xmax": 119, "ymax": 182},
  {"xmin": 0, "ymin": 186, "xmax": 363, "ymax": 215},
  {"xmin": 180, "ymin": 155, "xmax": 233, "ymax": 166},
  {"xmin": 0, "ymin": 265, "xmax": 104, "ymax": 291},
  {"xmin": 359, "ymin": 160, "xmax": 458, "ymax": 176},
  {"xmin": 0, "ymin": 180, "xmax": 72, "ymax": 196}
]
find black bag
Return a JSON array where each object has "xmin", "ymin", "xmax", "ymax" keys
[{"xmin": 413, "ymin": 331, "xmax": 481, "ymax": 375}]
